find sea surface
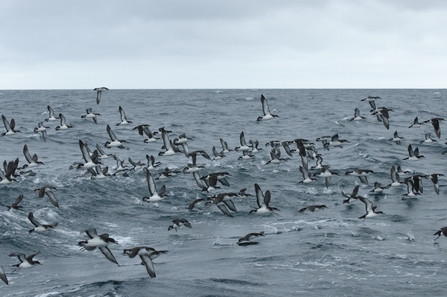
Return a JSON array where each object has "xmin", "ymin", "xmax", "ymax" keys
[{"xmin": 0, "ymin": 89, "xmax": 446, "ymax": 296}]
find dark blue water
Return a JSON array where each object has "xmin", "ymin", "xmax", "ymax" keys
[{"xmin": 1, "ymin": 89, "xmax": 446, "ymax": 296}]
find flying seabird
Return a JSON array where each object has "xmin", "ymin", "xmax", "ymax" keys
[
  {"xmin": 78, "ymin": 228, "xmax": 119, "ymax": 265},
  {"xmin": 345, "ymin": 169, "xmax": 374, "ymax": 185},
  {"xmin": 237, "ymin": 231, "xmax": 265, "ymax": 245},
  {"xmin": 358, "ymin": 197, "xmax": 384, "ymax": 219},
  {"xmin": 298, "ymin": 205, "xmax": 327, "ymax": 212},
  {"xmin": 389, "ymin": 131, "xmax": 404, "ymax": 145},
  {"xmin": 341, "ymin": 185, "xmax": 361, "ymax": 204},
  {"xmin": 1, "ymin": 115, "xmax": 20, "ymax": 136},
  {"xmin": 424, "ymin": 117, "xmax": 444, "ymax": 138},
  {"xmin": 94, "ymin": 87, "xmax": 109, "ymax": 104},
  {"xmin": 105, "ymin": 124, "xmax": 126, "ymax": 149},
  {"xmin": 249, "ymin": 183, "xmax": 279, "ymax": 214},
  {"xmin": 33, "ymin": 121, "xmax": 49, "ymax": 141},
  {"xmin": 403, "ymin": 144, "xmax": 424, "ymax": 161},
  {"xmin": 348, "ymin": 108, "xmax": 366, "ymax": 121},
  {"xmin": 9, "ymin": 252, "xmax": 42, "ymax": 269},
  {"xmin": 116, "ymin": 106, "xmax": 132, "ymax": 126},
  {"xmin": 55, "ymin": 113, "xmax": 73, "ymax": 130},
  {"xmin": 235, "ymin": 131, "xmax": 252, "ymax": 151},
  {"xmin": 81, "ymin": 108, "xmax": 101, "ymax": 124},
  {"xmin": 123, "ymin": 246, "xmax": 168, "ymax": 278},
  {"xmin": 34, "ymin": 186, "xmax": 59, "ymax": 208},
  {"xmin": 3, "ymin": 194, "xmax": 24, "ymax": 211},
  {"xmin": 257, "ymin": 94, "xmax": 279, "ymax": 121},
  {"xmin": 22, "ymin": 144, "xmax": 44, "ymax": 169},
  {"xmin": 27, "ymin": 212, "xmax": 58, "ymax": 233},
  {"xmin": 45, "ymin": 105, "xmax": 59, "ymax": 121},
  {"xmin": 142, "ymin": 169, "xmax": 167, "ymax": 202},
  {"xmin": 168, "ymin": 219, "xmax": 192, "ymax": 231}
]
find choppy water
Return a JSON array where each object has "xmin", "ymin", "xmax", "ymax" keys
[{"xmin": 0, "ymin": 89, "xmax": 446, "ymax": 296}]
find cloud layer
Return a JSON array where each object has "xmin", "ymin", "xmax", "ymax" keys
[{"xmin": 1, "ymin": 0, "xmax": 446, "ymax": 89}]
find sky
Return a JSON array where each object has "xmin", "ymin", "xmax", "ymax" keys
[{"xmin": 0, "ymin": 0, "xmax": 446, "ymax": 89}]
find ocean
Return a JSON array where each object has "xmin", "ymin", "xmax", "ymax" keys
[{"xmin": 0, "ymin": 89, "xmax": 446, "ymax": 296}]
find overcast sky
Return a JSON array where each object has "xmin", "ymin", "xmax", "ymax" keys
[{"xmin": 0, "ymin": 0, "xmax": 446, "ymax": 89}]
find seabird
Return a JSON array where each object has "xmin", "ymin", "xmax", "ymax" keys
[
  {"xmin": 128, "ymin": 157, "xmax": 145, "ymax": 172},
  {"xmin": 341, "ymin": 185, "xmax": 361, "ymax": 204},
  {"xmin": 81, "ymin": 108, "xmax": 101, "ymax": 124},
  {"xmin": 27, "ymin": 212, "xmax": 58, "ymax": 233},
  {"xmin": 123, "ymin": 246, "xmax": 168, "ymax": 278},
  {"xmin": 211, "ymin": 146, "xmax": 226, "ymax": 160},
  {"xmin": 158, "ymin": 127, "xmax": 178, "ymax": 156},
  {"xmin": 235, "ymin": 131, "xmax": 251, "ymax": 151},
  {"xmin": 265, "ymin": 147, "xmax": 289, "ymax": 164},
  {"xmin": 329, "ymin": 134, "xmax": 349, "ymax": 148},
  {"xmin": 105, "ymin": 124, "xmax": 126, "ymax": 149},
  {"xmin": 89, "ymin": 165, "xmax": 111, "ymax": 180},
  {"xmin": 420, "ymin": 133, "xmax": 437, "ymax": 144},
  {"xmin": 206, "ymin": 192, "xmax": 239, "ymax": 217},
  {"xmin": 313, "ymin": 165, "xmax": 339, "ymax": 189},
  {"xmin": 1, "ymin": 115, "xmax": 20, "ymax": 136},
  {"xmin": 94, "ymin": 87, "xmax": 109, "ymax": 104},
  {"xmin": 55, "ymin": 113, "xmax": 73, "ymax": 130},
  {"xmin": 389, "ymin": 131, "xmax": 404, "ymax": 145},
  {"xmin": 299, "ymin": 165, "xmax": 316, "ymax": 184},
  {"xmin": 78, "ymin": 140, "xmax": 101, "ymax": 170},
  {"xmin": 142, "ymin": 169, "xmax": 167, "ymax": 202},
  {"xmin": 237, "ymin": 231, "xmax": 265, "ymax": 245},
  {"xmin": 95, "ymin": 143, "xmax": 113, "ymax": 159},
  {"xmin": 403, "ymin": 144, "xmax": 424, "ymax": 161},
  {"xmin": 78, "ymin": 228, "xmax": 119, "ymax": 265},
  {"xmin": 434, "ymin": 226, "xmax": 447, "ymax": 241},
  {"xmin": 299, "ymin": 205, "xmax": 327, "ymax": 212},
  {"xmin": 201, "ymin": 172, "xmax": 231, "ymax": 187},
  {"xmin": 408, "ymin": 117, "xmax": 425, "ymax": 128},
  {"xmin": 369, "ymin": 182, "xmax": 390, "ymax": 195},
  {"xmin": 174, "ymin": 133, "xmax": 192, "ymax": 145},
  {"xmin": 168, "ymin": 218, "xmax": 192, "ymax": 231},
  {"xmin": 45, "ymin": 105, "xmax": 59, "ymax": 121},
  {"xmin": 34, "ymin": 186, "xmax": 59, "ymax": 208},
  {"xmin": 358, "ymin": 197, "xmax": 384, "ymax": 219},
  {"xmin": 193, "ymin": 171, "xmax": 219, "ymax": 192},
  {"xmin": 257, "ymin": 94, "xmax": 279, "ymax": 121},
  {"xmin": 146, "ymin": 154, "xmax": 162, "ymax": 170},
  {"xmin": 116, "ymin": 106, "xmax": 132, "ymax": 126},
  {"xmin": 249, "ymin": 183, "xmax": 279, "ymax": 214},
  {"xmin": 424, "ymin": 117, "xmax": 444, "ymax": 138},
  {"xmin": 388, "ymin": 165, "xmax": 404, "ymax": 187},
  {"xmin": 33, "ymin": 121, "xmax": 49, "ymax": 141},
  {"xmin": 133, "ymin": 124, "xmax": 159, "ymax": 143},
  {"xmin": 345, "ymin": 169, "xmax": 374, "ymax": 185},
  {"xmin": 427, "ymin": 173, "xmax": 444, "ymax": 195},
  {"xmin": 0, "ymin": 159, "xmax": 18, "ymax": 184},
  {"xmin": 3, "ymin": 194, "xmax": 24, "ymax": 211},
  {"xmin": 0, "ymin": 265, "xmax": 7, "ymax": 285},
  {"xmin": 9, "ymin": 252, "xmax": 42, "ymax": 269},
  {"xmin": 219, "ymin": 138, "xmax": 233, "ymax": 153},
  {"xmin": 348, "ymin": 108, "xmax": 366, "ymax": 121},
  {"xmin": 22, "ymin": 144, "xmax": 44, "ymax": 169}
]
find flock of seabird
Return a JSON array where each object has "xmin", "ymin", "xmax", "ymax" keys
[{"xmin": 1, "ymin": 91, "xmax": 447, "ymax": 287}]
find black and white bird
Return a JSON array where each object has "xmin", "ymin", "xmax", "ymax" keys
[
  {"xmin": 133, "ymin": 124, "xmax": 159, "ymax": 143},
  {"xmin": 123, "ymin": 246, "xmax": 168, "ymax": 278},
  {"xmin": 235, "ymin": 131, "xmax": 252, "ymax": 151},
  {"xmin": 81, "ymin": 108, "xmax": 101, "ymax": 124},
  {"xmin": 94, "ymin": 87, "xmax": 109, "ymax": 104},
  {"xmin": 34, "ymin": 186, "xmax": 59, "ymax": 208},
  {"xmin": 257, "ymin": 94, "xmax": 279, "ymax": 121},
  {"xmin": 78, "ymin": 228, "xmax": 119, "ymax": 265},
  {"xmin": 116, "ymin": 106, "xmax": 132, "ymax": 126},
  {"xmin": 22, "ymin": 144, "xmax": 44, "ymax": 169},
  {"xmin": 426, "ymin": 173, "xmax": 444, "ymax": 195},
  {"xmin": 78, "ymin": 140, "xmax": 101, "ymax": 170},
  {"xmin": 424, "ymin": 117, "xmax": 444, "ymax": 138},
  {"xmin": 27, "ymin": 212, "xmax": 58, "ymax": 233},
  {"xmin": 348, "ymin": 108, "xmax": 366, "ymax": 121},
  {"xmin": 314, "ymin": 165, "xmax": 339, "ymax": 189},
  {"xmin": 9, "ymin": 252, "xmax": 42, "ymax": 269},
  {"xmin": 434, "ymin": 226, "xmax": 447, "ymax": 241},
  {"xmin": 341, "ymin": 185, "xmax": 361, "ymax": 204},
  {"xmin": 298, "ymin": 205, "xmax": 327, "ymax": 212},
  {"xmin": 1, "ymin": 115, "xmax": 20, "ymax": 136},
  {"xmin": 105, "ymin": 124, "xmax": 126, "ymax": 149},
  {"xmin": 33, "ymin": 121, "xmax": 49, "ymax": 141},
  {"xmin": 403, "ymin": 144, "xmax": 424, "ymax": 161},
  {"xmin": 168, "ymin": 218, "xmax": 192, "ymax": 231},
  {"xmin": 45, "ymin": 105, "xmax": 60, "ymax": 121},
  {"xmin": 345, "ymin": 169, "xmax": 374, "ymax": 185},
  {"xmin": 142, "ymin": 169, "xmax": 167, "ymax": 202},
  {"xmin": 329, "ymin": 134, "xmax": 349, "ymax": 148},
  {"xmin": 389, "ymin": 131, "xmax": 404, "ymax": 145},
  {"xmin": 237, "ymin": 231, "xmax": 265, "ymax": 245},
  {"xmin": 55, "ymin": 113, "xmax": 73, "ymax": 130},
  {"xmin": 408, "ymin": 116, "xmax": 425, "ymax": 128},
  {"xmin": 358, "ymin": 197, "xmax": 384, "ymax": 219},
  {"xmin": 3, "ymin": 194, "xmax": 24, "ymax": 211},
  {"xmin": 249, "ymin": 183, "xmax": 279, "ymax": 214}
]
